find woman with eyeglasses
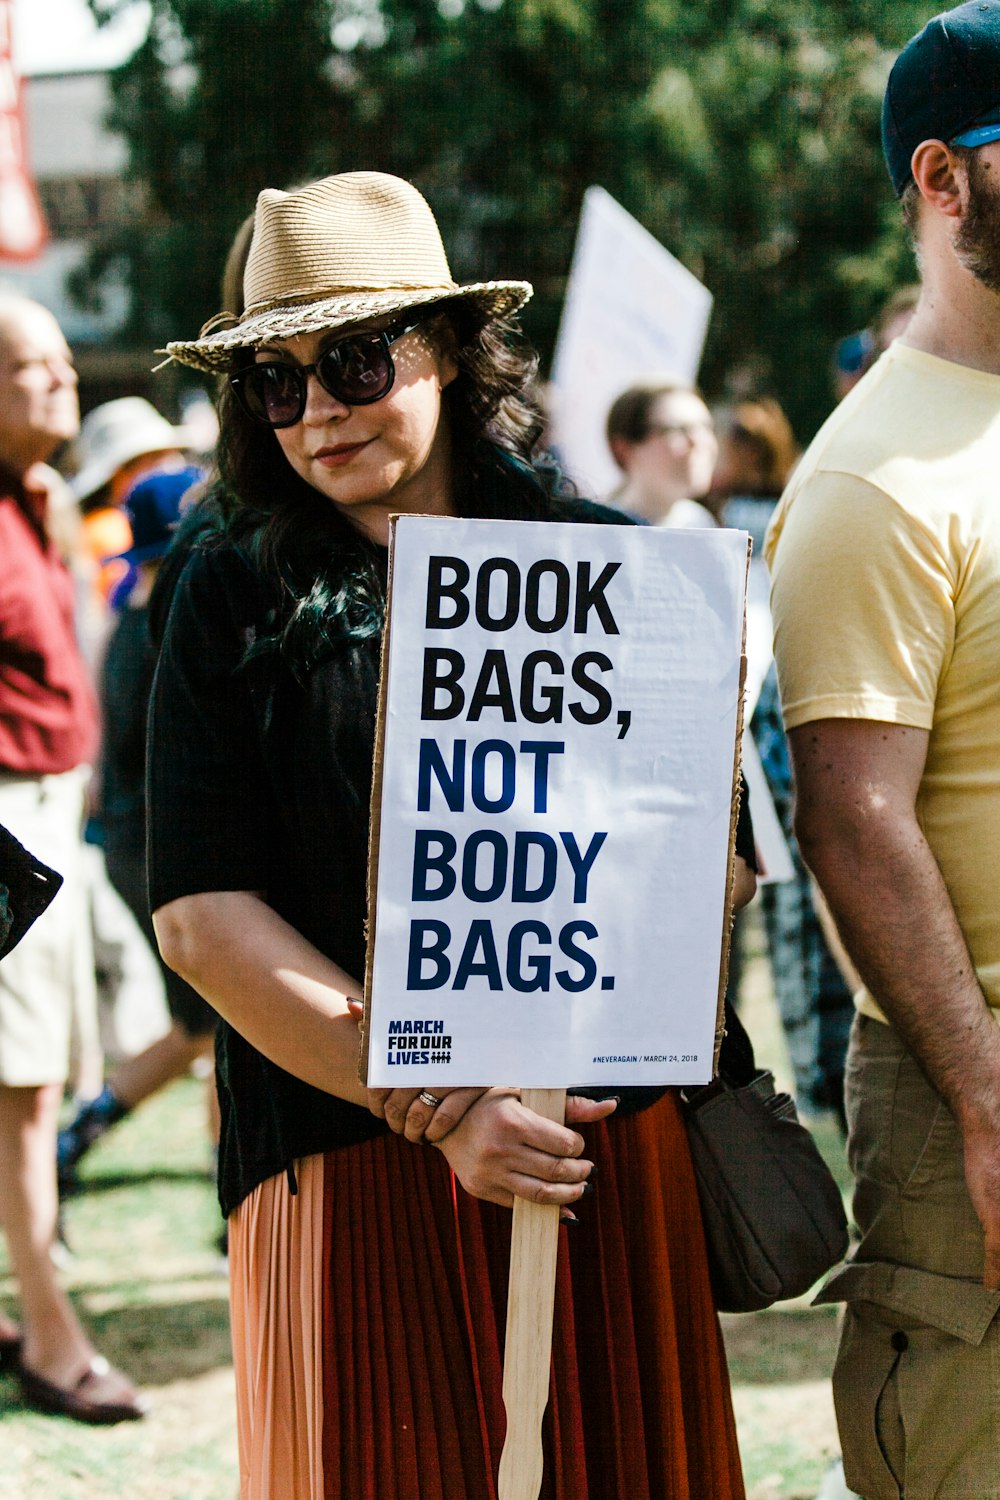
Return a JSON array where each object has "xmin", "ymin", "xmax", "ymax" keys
[
  {"xmin": 148, "ymin": 173, "xmax": 750, "ymax": 1500},
  {"xmin": 606, "ymin": 379, "xmax": 719, "ymax": 528}
]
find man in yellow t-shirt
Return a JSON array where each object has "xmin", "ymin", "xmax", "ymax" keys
[{"xmin": 767, "ymin": 6, "xmax": 1000, "ymax": 1497}]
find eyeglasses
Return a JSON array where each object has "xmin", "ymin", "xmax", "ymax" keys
[
  {"xmin": 644, "ymin": 420, "xmax": 715, "ymax": 442},
  {"xmin": 229, "ymin": 317, "xmax": 424, "ymax": 428}
]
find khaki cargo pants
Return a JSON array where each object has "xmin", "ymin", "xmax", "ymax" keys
[{"xmin": 815, "ymin": 1015, "xmax": 1000, "ymax": 1499}]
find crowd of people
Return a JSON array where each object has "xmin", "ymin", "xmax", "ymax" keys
[{"xmin": 2, "ymin": 2, "xmax": 1000, "ymax": 1497}]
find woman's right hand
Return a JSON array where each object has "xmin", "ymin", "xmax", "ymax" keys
[{"xmin": 434, "ymin": 1089, "xmax": 616, "ymax": 1211}]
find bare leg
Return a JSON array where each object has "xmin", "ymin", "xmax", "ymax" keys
[
  {"xmin": 59, "ymin": 1027, "xmax": 217, "ymax": 1188},
  {"xmin": 111, "ymin": 1024, "xmax": 213, "ymax": 1111},
  {"xmin": 0, "ymin": 1082, "xmax": 94, "ymax": 1384}
]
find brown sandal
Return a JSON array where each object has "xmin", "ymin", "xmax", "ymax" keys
[{"xmin": 18, "ymin": 1355, "xmax": 149, "ymax": 1424}]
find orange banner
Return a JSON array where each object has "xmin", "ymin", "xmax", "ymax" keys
[{"xmin": 0, "ymin": 0, "xmax": 47, "ymax": 261}]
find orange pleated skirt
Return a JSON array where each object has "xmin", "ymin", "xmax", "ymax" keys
[{"xmin": 229, "ymin": 1092, "xmax": 745, "ymax": 1500}]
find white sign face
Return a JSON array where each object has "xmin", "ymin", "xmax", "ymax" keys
[
  {"xmin": 549, "ymin": 186, "xmax": 713, "ymax": 500},
  {"xmin": 365, "ymin": 517, "xmax": 748, "ymax": 1089}
]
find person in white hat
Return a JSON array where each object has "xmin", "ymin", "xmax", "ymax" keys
[
  {"xmin": 70, "ymin": 397, "xmax": 191, "ymax": 510},
  {"xmin": 70, "ymin": 396, "xmax": 196, "ymax": 612},
  {"xmin": 148, "ymin": 172, "xmax": 754, "ymax": 1498}
]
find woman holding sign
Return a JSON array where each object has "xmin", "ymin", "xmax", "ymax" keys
[{"xmin": 149, "ymin": 172, "xmax": 753, "ymax": 1500}]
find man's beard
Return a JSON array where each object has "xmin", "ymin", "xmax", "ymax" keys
[{"xmin": 955, "ymin": 151, "xmax": 1000, "ymax": 295}]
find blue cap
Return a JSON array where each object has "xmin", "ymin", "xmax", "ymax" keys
[
  {"xmin": 882, "ymin": 1, "xmax": 1000, "ymax": 197},
  {"xmin": 834, "ymin": 329, "xmax": 876, "ymax": 376},
  {"xmin": 951, "ymin": 102, "xmax": 1000, "ymax": 145},
  {"xmin": 107, "ymin": 466, "xmax": 204, "ymax": 566}
]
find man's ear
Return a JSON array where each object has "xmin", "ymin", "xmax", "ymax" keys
[
  {"xmin": 910, "ymin": 139, "xmax": 966, "ymax": 218},
  {"xmin": 608, "ymin": 435, "xmax": 633, "ymax": 472}
]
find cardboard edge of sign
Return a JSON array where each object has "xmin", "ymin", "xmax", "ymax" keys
[
  {"xmin": 357, "ymin": 515, "xmax": 399, "ymax": 1084},
  {"xmin": 358, "ymin": 517, "xmax": 752, "ymax": 1088},
  {"xmin": 714, "ymin": 562, "xmax": 751, "ymax": 1075}
]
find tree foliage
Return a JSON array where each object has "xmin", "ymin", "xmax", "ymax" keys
[{"xmin": 85, "ymin": 0, "xmax": 931, "ymax": 438}]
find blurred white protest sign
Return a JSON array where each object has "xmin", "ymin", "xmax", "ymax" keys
[
  {"xmin": 549, "ymin": 187, "xmax": 712, "ymax": 500},
  {"xmin": 0, "ymin": 0, "xmax": 47, "ymax": 261},
  {"xmin": 363, "ymin": 517, "xmax": 748, "ymax": 1091},
  {"xmin": 742, "ymin": 550, "xmax": 794, "ymax": 885}
]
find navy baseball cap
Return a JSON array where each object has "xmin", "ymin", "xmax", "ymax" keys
[
  {"xmin": 107, "ymin": 465, "xmax": 204, "ymax": 566},
  {"xmin": 882, "ymin": 1, "xmax": 1000, "ymax": 196}
]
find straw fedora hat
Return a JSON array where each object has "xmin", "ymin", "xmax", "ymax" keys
[{"xmin": 164, "ymin": 172, "xmax": 533, "ymax": 374}]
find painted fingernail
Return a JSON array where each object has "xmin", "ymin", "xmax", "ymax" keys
[
  {"xmin": 580, "ymin": 1181, "xmax": 595, "ymax": 1197},
  {"xmin": 561, "ymin": 1213, "xmax": 580, "ymax": 1227}
]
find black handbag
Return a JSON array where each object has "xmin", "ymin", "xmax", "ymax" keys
[
  {"xmin": 0, "ymin": 822, "xmax": 63, "ymax": 961},
  {"xmin": 680, "ymin": 1002, "xmax": 850, "ymax": 1313}
]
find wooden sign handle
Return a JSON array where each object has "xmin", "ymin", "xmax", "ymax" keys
[{"xmin": 497, "ymin": 1087, "xmax": 567, "ymax": 1500}]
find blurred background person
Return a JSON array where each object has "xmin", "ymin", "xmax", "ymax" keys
[
  {"xmin": 831, "ymin": 328, "xmax": 876, "ymax": 403},
  {"xmin": 874, "ymin": 283, "xmax": 920, "ymax": 354},
  {"xmin": 70, "ymin": 397, "xmax": 210, "ymax": 1085},
  {"xmin": 70, "ymin": 396, "xmax": 199, "ymax": 630},
  {"xmin": 57, "ymin": 466, "xmax": 220, "ymax": 1198},
  {"xmin": 712, "ymin": 394, "xmax": 853, "ymax": 1130},
  {"xmin": 0, "ymin": 443, "xmax": 168, "ymax": 1126},
  {"xmin": 57, "ymin": 203, "xmax": 241, "ymax": 1240},
  {"xmin": 831, "ymin": 283, "xmax": 920, "ymax": 403},
  {"xmin": 0, "ymin": 293, "xmax": 146, "ymax": 1423},
  {"xmin": 710, "ymin": 396, "xmax": 800, "ymax": 534},
  {"xmin": 605, "ymin": 378, "xmax": 718, "ymax": 527}
]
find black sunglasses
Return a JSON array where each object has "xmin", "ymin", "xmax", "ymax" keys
[{"xmin": 229, "ymin": 317, "xmax": 424, "ymax": 429}]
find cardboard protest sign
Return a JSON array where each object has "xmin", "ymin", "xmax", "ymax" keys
[
  {"xmin": 549, "ymin": 186, "xmax": 713, "ymax": 499},
  {"xmin": 363, "ymin": 517, "xmax": 749, "ymax": 1090}
]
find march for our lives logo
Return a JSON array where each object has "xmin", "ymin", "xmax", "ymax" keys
[{"xmin": 386, "ymin": 1017, "xmax": 452, "ymax": 1067}]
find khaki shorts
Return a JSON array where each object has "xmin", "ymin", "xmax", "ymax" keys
[
  {"xmin": 815, "ymin": 1015, "xmax": 1000, "ymax": 1500},
  {"xmin": 0, "ymin": 768, "xmax": 97, "ymax": 1086}
]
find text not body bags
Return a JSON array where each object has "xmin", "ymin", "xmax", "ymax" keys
[{"xmin": 682, "ymin": 1005, "xmax": 849, "ymax": 1313}]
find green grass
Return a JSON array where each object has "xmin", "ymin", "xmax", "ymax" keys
[
  {"xmin": 0, "ymin": 907, "xmax": 851, "ymax": 1499},
  {"xmin": 0, "ymin": 1076, "xmax": 236, "ymax": 1500}
]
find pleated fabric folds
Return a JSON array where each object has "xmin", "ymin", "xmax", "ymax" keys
[{"xmin": 230, "ymin": 1092, "xmax": 745, "ymax": 1500}]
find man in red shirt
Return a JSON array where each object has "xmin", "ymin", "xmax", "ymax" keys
[{"xmin": 0, "ymin": 295, "xmax": 146, "ymax": 1423}]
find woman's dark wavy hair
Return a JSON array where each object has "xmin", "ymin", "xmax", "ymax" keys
[{"xmin": 213, "ymin": 302, "xmax": 573, "ymax": 672}]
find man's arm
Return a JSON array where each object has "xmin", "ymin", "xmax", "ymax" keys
[{"xmin": 790, "ymin": 717, "xmax": 1000, "ymax": 1289}]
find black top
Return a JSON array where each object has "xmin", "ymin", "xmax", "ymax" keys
[
  {"xmin": 148, "ymin": 539, "xmax": 389, "ymax": 1215},
  {"xmin": 147, "ymin": 482, "xmax": 750, "ymax": 1215}
]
